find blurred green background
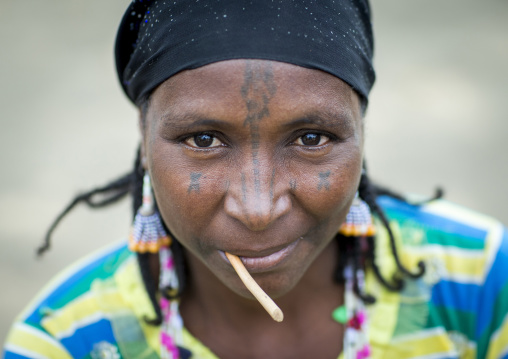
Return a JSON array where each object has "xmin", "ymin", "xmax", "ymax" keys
[{"xmin": 1, "ymin": 0, "xmax": 507, "ymax": 343}]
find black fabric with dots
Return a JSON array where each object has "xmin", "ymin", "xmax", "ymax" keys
[{"xmin": 115, "ymin": 0, "xmax": 375, "ymax": 106}]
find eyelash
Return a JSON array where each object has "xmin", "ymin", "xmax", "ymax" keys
[
  {"xmin": 183, "ymin": 132, "xmax": 225, "ymax": 148},
  {"xmin": 292, "ymin": 132, "xmax": 332, "ymax": 147}
]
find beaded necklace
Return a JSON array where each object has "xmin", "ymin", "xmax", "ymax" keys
[
  {"xmin": 159, "ymin": 246, "xmax": 184, "ymax": 359},
  {"xmin": 333, "ymin": 263, "xmax": 371, "ymax": 359}
]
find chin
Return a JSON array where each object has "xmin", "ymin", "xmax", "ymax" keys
[{"xmin": 223, "ymin": 263, "xmax": 305, "ymax": 302}]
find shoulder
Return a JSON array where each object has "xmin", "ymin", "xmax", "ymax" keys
[
  {"xmin": 374, "ymin": 196, "xmax": 508, "ymax": 293},
  {"xmin": 3, "ymin": 241, "xmax": 160, "ymax": 359},
  {"xmin": 371, "ymin": 196, "xmax": 508, "ymax": 358},
  {"xmin": 378, "ymin": 195, "xmax": 505, "ymax": 243},
  {"xmin": 377, "ymin": 196, "xmax": 508, "ymax": 285}
]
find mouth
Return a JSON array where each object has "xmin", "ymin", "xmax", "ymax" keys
[{"xmin": 219, "ymin": 238, "xmax": 300, "ymax": 273}]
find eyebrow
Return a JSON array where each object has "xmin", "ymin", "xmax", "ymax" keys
[
  {"xmin": 156, "ymin": 108, "xmax": 357, "ymax": 133},
  {"xmin": 157, "ymin": 112, "xmax": 235, "ymax": 133},
  {"xmin": 281, "ymin": 110, "xmax": 356, "ymax": 132}
]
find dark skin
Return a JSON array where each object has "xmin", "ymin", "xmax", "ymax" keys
[{"xmin": 141, "ymin": 59, "xmax": 364, "ymax": 358}]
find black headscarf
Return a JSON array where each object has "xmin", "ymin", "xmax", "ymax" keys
[{"xmin": 115, "ymin": 0, "xmax": 375, "ymax": 106}]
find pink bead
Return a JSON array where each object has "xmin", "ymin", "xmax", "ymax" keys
[
  {"xmin": 170, "ymin": 346, "xmax": 180, "ymax": 359},
  {"xmin": 161, "ymin": 332, "xmax": 179, "ymax": 359},
  {"xmin": 348, "ymin": 315, "xmax": 362, "ymax": 330},
  {"xmin": 357, "ymin": 311, "xmax": 366, "ymax": 325},
  {"xmin": 161, "ymin": 332, "xmax": 174, "ymax": 347},
  {"xmin": 160, "ymin": 297, "xmax": 169, "ymax": 310},
  {"xmin": 356, "ymin": 345, "xmax": 371, "ymax": 359}
]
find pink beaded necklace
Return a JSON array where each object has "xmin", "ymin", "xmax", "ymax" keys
[{"xmin": 333, "ymin": 263, "xmax": 371, "ymax": 359}]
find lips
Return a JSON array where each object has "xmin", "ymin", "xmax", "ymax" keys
[{"xmin": 220, "ymin": 238, "xmax": 300, "ymax": 273}]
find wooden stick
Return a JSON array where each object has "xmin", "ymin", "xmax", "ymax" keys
[{"xmin": 225, "ymin": 252, "xmax": 284, "ymax": 322}]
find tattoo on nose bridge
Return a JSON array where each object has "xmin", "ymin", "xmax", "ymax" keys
[
  {"xmin": 317, "ymin": 171, "xmax": 331, "ymax": 191},
  {"xmin": 188, "ymin": 172, "xmax": 202, "ymax": 193},
  {"xmin": 241, "ymin": 173, "xmax": 247, "ymax": 203},
  {"xmin": 241, "ymin": 61, "xmax": 277, "ymax": 197}
]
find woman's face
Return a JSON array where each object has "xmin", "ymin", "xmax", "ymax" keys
[{"xmin": 142, "ymin": 59, "xmax": 364, "ymax": 299}]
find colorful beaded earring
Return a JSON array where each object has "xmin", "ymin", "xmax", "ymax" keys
[
  {"xmin": 128, "ymin": 173, "xmax": 185, "ymax": 358},
  {"xmin": 338, "ymin": 194, "xmax": 375, "ymax": 237},
  {"xmin": 129, "ymin": 172, "xmax": 172, "ymax": 253},
  {"xmin": 333, "ymin": 194, "xmax": 374, "ymax": 359}
]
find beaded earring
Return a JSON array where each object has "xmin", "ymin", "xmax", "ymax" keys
[
  {"xmin": 333, "ymin": 194, "xmax": 374, "ymax": 359},
  {"xmin": 338, "ymin": 194, "xmax": 375, "ymax": 237},
  {"xmin": 128, "ymin": 172, "xmax": 172, "ymax": 253}
]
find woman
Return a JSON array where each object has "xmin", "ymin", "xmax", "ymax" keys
[{"xmin": 4, "ymin": 1, "xmax": 508, "ymax": 358}]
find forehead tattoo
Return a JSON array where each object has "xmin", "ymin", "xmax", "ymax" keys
[{"xmin": 240, "ymin": 61, "xmax": 277, "ymax": 197}]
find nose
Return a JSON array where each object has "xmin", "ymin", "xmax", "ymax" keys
[{"xmin": 224, "ymin": 167, "xmax": 291, "ymax": 231}]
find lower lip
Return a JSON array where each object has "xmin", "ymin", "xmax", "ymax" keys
[{"xmin": 221, "ymin": 239, "xmax": 300, "ymax": 273}]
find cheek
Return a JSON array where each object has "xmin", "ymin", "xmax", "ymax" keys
[
  {"xmin": 148, "ymin": 149, "xmax": 227, "ymax": 241},
  {"xmin": 290, "ymin": 151, "xmax": 362, "ymax": 220}
]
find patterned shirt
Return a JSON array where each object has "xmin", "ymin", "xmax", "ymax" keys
[{"xmin": 4, "ymin": 197, "xmax": 508, "ymax": 358}]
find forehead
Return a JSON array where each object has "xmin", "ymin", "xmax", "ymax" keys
[{"xmin": 148, "ymin": 59, "xmax": 361, "ymax": 118}]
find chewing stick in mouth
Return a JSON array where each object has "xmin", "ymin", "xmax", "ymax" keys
[{"xmin": 225, "ymin": 252, "xmax": 284, "ymax": 322}]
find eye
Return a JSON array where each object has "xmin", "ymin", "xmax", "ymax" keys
[
  {"xmin": 184, "ymin": 133, "xmax": 223, "ymax": 148},
  {"xmin": 295, "ymin": 133, "xmax": 330, "ymax": 146}
]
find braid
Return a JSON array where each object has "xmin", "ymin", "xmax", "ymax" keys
[
  {"xmin": 39, "ymin": 91, "xmax": 189, "ymax": 326},
  {"xmin": 365, "ymin": 236, "xmax": 403, "ymax": 291},
  {"xmin": 37, "ymin": 172, "xmax": 132, "ymax": 256},
  {"xmin": 138, "ymin": 252, "xmax": 163, "ymax": 325},
  {"xmin": 372, "ymin": 182, "xmax": 444, "ymax": 206},
  {"xmin": 334, "ymin": 234, "xmax": 377, "ymax": 303},
  {"xmin": 335, "ymin": 166, "xmax": 433, "ymax": 303},
  {"xmin": 352, "ymin": 237, "xmax": 376, "ymax": 304},
  {"xmin": 359, "ymin": 169, "xmax": 426, "ymax": 281},
  {"xmin": 334, "ymin": 236, "xmax": 348, "ymax": 284}
]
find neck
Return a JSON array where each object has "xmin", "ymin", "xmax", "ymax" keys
[{"xmin": 177, "ymin": 240, "xmax": 343, "ymax": 358}]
